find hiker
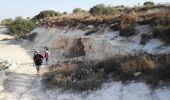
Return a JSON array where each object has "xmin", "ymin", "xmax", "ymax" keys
[
  {"xmin": 33, "ymin": 51, "xmax": 43, "ymax": 75},
  {"xmin": 44, "ymin": 47, "xmax": 50, "ymax": 64}
]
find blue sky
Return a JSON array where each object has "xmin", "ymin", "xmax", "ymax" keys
[{"xmin": 0, "ymin": 0, "xmax": 169, "ymax": 20}]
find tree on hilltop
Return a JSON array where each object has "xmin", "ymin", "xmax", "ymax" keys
[{"xmin": 32, "ymin": 10, "xmax": 61, "ymax": 21}]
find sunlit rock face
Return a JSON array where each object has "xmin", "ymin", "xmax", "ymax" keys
[{"xmin": 30, "ymin": 26, "xmax": 170, "ymax": 61}]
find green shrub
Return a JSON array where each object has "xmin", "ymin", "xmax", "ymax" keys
[
  {"xmin": 63, "ymin": 12, "xmax": 68, "ymax": 15},
  {"xmin": 8, "ymin": 18, "xmax": 36, "ymax": 36},
  {"xmin": 32, "ymin": 10, "xmax": 61, "ymax": 21},
  {"xmin": 73, "ymin": 8, "xmax": 84, "ymax": 14},
  {"xmin": 89, "ymin": 4, "xmax": 115, "ymax": 16},
  {"xmin": 0, "ymin": 18, "xmax": 13, "ymax": 26},
  {"xmin": 89, "ymin": 4, "xmax": 105, "ymax": 16},
  {"xmin": 143, "ymin": 1, "xmax": 154, "ymax": 6}
]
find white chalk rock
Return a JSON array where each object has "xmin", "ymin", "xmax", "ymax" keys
[
  {"xmin": 5, "ymin": 59, "xmax": 17, "ymax": 72},
  {"xmin": 87, "ymin": 25, "xmax": 94, "ymax": 29},
  {"xmin": 7, "ymin": 63, "xmax": 17, "ymax": 72},
  {"xmin": 134, "ymin": 72, "xmax": 142, "ymax": 76}
]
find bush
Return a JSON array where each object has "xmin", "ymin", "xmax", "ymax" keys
[
  {"xmin": 95, "ymin": 53, "xmax": 156, "ymax": 80},
  {"xmin": 73, "ymin": 8, "xmax": 84, "ymax": 14},
  {"xmin": 120, "ymin": 55, "xmax": 155, "ymax": 76},
  {"xmin": 89, "ymin": 4, "xmax": 115, "ymax": 16},
  {"xmin": 120, "ymin": 14, "xmax": 139, "ymax": 29},
  {"xmin": 43, "ymin": 61, "xmax": 104, "ymax": 91},
  {"xmin": 95, "ymin": 57, "xmax": 119, "ymax": 74},
  {"xmin": 63, "ymin": 12, "xmax": 68, "ymax": 15},
  {"xmin": 43, "ymin": 53, "xmax": 170, "ymax": 91},
  {"xmin": 0, "ymin": 18, "xmax": 13, "ymax": 26},
  {"xmin": 143, "ymin": 1, "xmax": 154, "ymax": 6},
  {"xmin": 32, "ymin": 10, "xmax": 61, "ymax": 21},
  {"xmin": 8, "ymin": 18, "xmax": 36, "ymax": 36}
]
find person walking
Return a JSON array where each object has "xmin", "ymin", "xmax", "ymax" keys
[
  {"xmin": 33, "ymin": 51, "xmax": 43, "ymax": 75},
  {"xmin": 44, "ymin": 47, "xmax": 50, "ymax": 64}
]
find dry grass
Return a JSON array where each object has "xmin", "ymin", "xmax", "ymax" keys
[
  {"xmin": 43, "ymin": 53, "xmax": 170, "ymax": 91},
  {"xmin": 120, "ymin": 55, "xmax": 155, "ymax": 78},
  {"xmin": 43, "ymin": 61, "xmax": 105, "ymax": 91},
  {"xmin": 119, "ymin": 13, "xmax": 139, "ymax": 29},
  {"xmin": 153, "ymin": 26, "xmax": 170, "ymax": 43},
  {"xmin": 38, "ymin": 5, "xmax": 170, "ymax": 43},
  {"xmin": 138, "ymin": 12, "xmax": 170, "ymax": 26},
  {"xmin": 119, "ymin": 27, "xmax": 137, "ymax": 37},
  {"xmin": 38, "ymin": 5, "xmax": 170, "ymax": 29}
]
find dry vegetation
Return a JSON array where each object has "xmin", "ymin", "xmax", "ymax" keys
[
  {"xmin": 39, "ymin": 4, "xmax": 170, "ymax": 91},
  {"xmin": 37, "ymin": 4, "xmax": 170, "ymax": 40},
  {"xmin": 43, "ymin": 61, "xmax": 105, "ymax": 91},
  {"xmin": 43, "ymin": 53, "xmax": 170, "ymax": 91}
]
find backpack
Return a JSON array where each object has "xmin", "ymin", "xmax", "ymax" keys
[{"xmin": 34, "ymin": 55, "xmax": 42, "ymax": 63}]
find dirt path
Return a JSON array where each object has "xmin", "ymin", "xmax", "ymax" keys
[
  {"xmin": 0, "ymin": 31, "xmax": 52, "ymax": 100},
  {"xmin": 0, "ymin": 49, "xmax": 51, "ymax": 100},
  {"xmin": 2, "ymin": 64, "xmax": 51, "ymax": 100}
]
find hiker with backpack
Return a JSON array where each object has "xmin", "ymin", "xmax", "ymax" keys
[
  {"xmin": 44, "ymin": 47, "xmax": 50, "ymax": 64},
  {"xmin": 33, "ymin": 51, "xmax": 43, "ymax": 75}
]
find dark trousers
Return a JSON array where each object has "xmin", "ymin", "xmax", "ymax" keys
[{"xmin": 45, "ymin": 58, "xmax": 48, "ymax": 63}]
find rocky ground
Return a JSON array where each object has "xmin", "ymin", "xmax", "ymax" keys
[{"xmin": 0, "ymin": 27, "xmax": 170, "ymax": 100}]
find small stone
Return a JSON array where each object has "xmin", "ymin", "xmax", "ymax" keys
[
  {"xmin": 134, "ymin": 72, "xmax": 141, "ymax": 76},
  {"xmin": 87, "ymin": 25, "xmax": 94, "ymax": 29}
]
